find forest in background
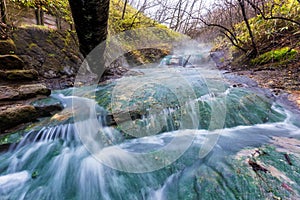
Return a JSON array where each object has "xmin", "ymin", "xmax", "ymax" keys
[
  {"xmin": 1, "ymin": 0, "xmax": 300, "ymax": 69},
  {"xmin": 128, "ymin": 0, "xmax": 300, "ymax": 68},
  {"xmin": 1, "ymin": 0, "xmax": 299, "ymax": 69}
]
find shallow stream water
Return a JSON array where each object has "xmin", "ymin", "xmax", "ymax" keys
[{"xmin": 0, "ymin": 55, "xmax": 299, "ymax": 200}]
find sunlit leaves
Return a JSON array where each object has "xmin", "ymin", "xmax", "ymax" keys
[
  {"xmin": 234, "ymin": 0, "xmax": 299, "ymax": 53},
  {"xmin": 10, "ymin": 0, "xmax": 72, "ymax": 22}
]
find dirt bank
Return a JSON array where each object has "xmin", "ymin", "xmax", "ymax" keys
[{"xmin": 211, "ymin": 50, "xmax": 300, "ymax": 110}]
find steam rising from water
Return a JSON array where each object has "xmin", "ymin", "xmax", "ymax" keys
[{"xmin": 73, "ymin": 27, "xmax": 227, "ymax": 172}]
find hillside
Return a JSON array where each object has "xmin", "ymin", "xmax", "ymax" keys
[
  {"xmin": 211, "ymin": 0, "xmax": 300, "ymax": 106},
  {"xmin": 8, "ymin": 0, "xmax": 185, "ymax": 66},
  {"xmin": 107, "ymin": 0, "xmax": 187, "ymax": 66},
  {"xmin": 0, "ymin": 0, "xmax": 187, "ymax": 134}
]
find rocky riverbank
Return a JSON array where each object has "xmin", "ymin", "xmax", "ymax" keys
[
  {"xmin": 211, "ymin": 50, "xmax": 300, "ymax": 110},
  {"xmin": 0, "ymin": 26, "xmax": 159, "ymax": 135},
  {"xmin": 0, "ymin": 37, "xmax": 63, "ymax": 135}
]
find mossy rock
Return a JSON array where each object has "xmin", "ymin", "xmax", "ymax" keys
[
  {"xmin": 0, "ymin": 55, "xmax": 25, "ymax": 70},
  {"xmin": 0, "ymin": 39, "xmax": 17, "ymax": 55},
  {"xmin": 0, "ymin": 105, "xmax": 38, "ymax": 132},
  {"xmin": 251, "ymin": 47, "xmax": 298, "ymax": 65},
  {"xmin": 12, "ymin": 27, "xmax": 81, "ymax": 82},
  {"xmin": 0, "ymin": 69, "xmax": 38, "ymax": 81}
]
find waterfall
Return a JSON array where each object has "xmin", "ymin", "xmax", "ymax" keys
[{"xmin": 0, "ymin": 66, "xmax": 299, "ymax": 199}]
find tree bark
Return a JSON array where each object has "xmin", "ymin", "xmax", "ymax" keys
[
  {"xmin": 238, "ymin": 0, "xmax": 258, "ymax": 57},
  {"xmin": 121, "ymin": 0, "xmax": 128, "ymax": 19},
  {"xmin": 68, "ymin": 0, "xmax": 110, "ymax": 58},
  {"xmin": 0, "ymin": 0, "xmax": 7, "ymax": 24},
  {"xmin": 35, "ymin": 7, "xmax": 44, "ymax": 25}
]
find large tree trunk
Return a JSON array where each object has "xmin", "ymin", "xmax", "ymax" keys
[{"xmin": 68, "ymin": 0, "xmax": 110, "ymax": 59}]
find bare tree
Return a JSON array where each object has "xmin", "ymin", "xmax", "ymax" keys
[
  {"xmin": 182, "ymin": 0, "xmax": 199, "ymax": 33},
  {"xmin": 181, "ymin": 0, "xmax": 260, "ymax": 56},
  {"xmin": 146, "ymin": 0, "xmax": 205, "ymax": 34},
  {"xmin": 121, "ymin": 0, "xmax": 128, "ymax": 19},
  {"xmin": 245, "ymin": 0, "xmax": 300, "ymax": 26},
  {"xmin": 237, "ymin": 0, "xmax": 258, "ymax": 56},
  {"xmin": 129, "ymin": 0, "xmax": 155, "ymax": 28}
]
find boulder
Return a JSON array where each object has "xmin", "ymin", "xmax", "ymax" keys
[
  {"xmin": 0, "ymin": 105, "xmax": 38, "ymax": 132},
  {"xmin": 0, "ymin": 69, "xmax": 39, "ymax": 81},
  {"xmin": 0, "ymin": 55, "xmax": 25, "ymax": 70},
  {"xmin": 0, "ymin": 39, "xmax": 17, "ymax": 55}
]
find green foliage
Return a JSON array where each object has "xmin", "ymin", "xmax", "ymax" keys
[
  {"xmin": 10, "ymin": 0, "xmax": 72, "ymax": 23},
  {"xmin": 11, "ymin": 0, "xmax": 184, "ymax": 64},
  {"xmin": 235, "ymin": 0, "xmax": 300, "ymax": 48},
  {"xmin": 219, "ymin": 0, "xmax": 300, "ymax": 67},
  {"xmin": 107, "ymin": 0, "xmax": 185, "ymax": 64},
  {"xmin": 11, "ymin": 0, "xmax": 183, "ymax": 43},
  {"xmin": 109, "ymin": 0, "xmax": 154, "ymax": 34},
  {"xmin": 108, "ymin": 0, "xmax": 182, "ymax": 38},
  {"xmin": 251, "ymin": 47, "xmax": 298, "ymax": 65}
]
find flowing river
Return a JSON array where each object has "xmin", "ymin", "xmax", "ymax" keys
[{"xmin": 0, "ymin": 54, "xmax": 300, "ymax": 200}]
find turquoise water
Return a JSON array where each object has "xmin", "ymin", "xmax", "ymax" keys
[{"xmin": 0, "ymin": 66, "xmax": 299, "ymax": 199}]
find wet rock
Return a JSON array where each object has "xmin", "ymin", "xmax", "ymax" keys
[
  {"xmin": 0, "ymin": 55, "xmax": 25, "ymax": 70},
  {"xmin": 50, "ymin": 108, "xmax": 74, "ymax": 123},
  {"xmin": 210, "ymin": 51, "xmax": 227, "ymax": 68},
  {"xmin": 32, "ymin": 97, "xmax": 63, "ymax": 117},
  {"xmin": 0, "ymin": 105, "xmax": 38, "ymax": 132},
  {"xmin": 224, "ymin": 74, "xmax": 259, "ymax": 88},
  {"xmin": 35, "ymin": 104, "xmax": 63, "ymax": 117},
  {"xmin": 0, "ymin": 39, "xmax": 17, "ymax": 55},
  {"xmin": 283, "ymin": 153, "xmax": 292, "ymax": 165},
  {"xmin": 0, "ymin": 143, "xmax": 10, "ymax": 152},
  {"xmin": 248, "ymin": 160, "xmax": 269, "ymax": 173},
  {"xmin": 0, "ymin": 84, "xmax": 51, "ymax": 101},
  {"xmin": 0, "ymin": 69, "xmax": 39, "ymax": 81},
  {"xmin": 99, "ymin": 66, "xmax": 130, "ymax": 82},
  {"xmin": 18, "ymin": 84, "xmax": 51, "ymax": 98}
]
